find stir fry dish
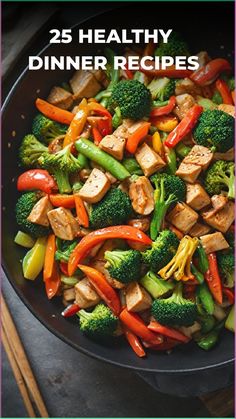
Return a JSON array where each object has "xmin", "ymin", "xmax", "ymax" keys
[{"xmin": 14, "ymin": 35, "xmax": 235, "ymax": 358}]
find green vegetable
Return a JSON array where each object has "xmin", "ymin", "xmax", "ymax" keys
[
  {"xmin": 200, "ymin": 315, "xmax": 216, "ymax": 334},
  {"xmin": 191, "ymin": 264, "xmax": 204, "ymax": 284},
  {"xmin": 122, "ymin": 158, "xmax": 143, "ymax": 175},
  {"xmin": 153, "ymin": 100, "xmax": 169, "ymax": 107},
  {"xmin": 197, "ymin": 330, "xmax": 218, "ymax": 350},
  {"xmin": 38, "ymin": 144, "xmax": 82, "ymax": 194},
  {"xmin": 95, "ymin": 48, "xmax": 119, "ymax": 107},
  {"xmin": 14, "ymin": 231, "xmax": 35, "ymax": 248},
  {"xmin": 55, "ymin": 239, "xmax": 78, "ymax": 263},
  {"xmin": 149, "ymin": 173, "xmax": 186, "ymax": 240},
  {"xmin": 75, "ymin": 138, "xmax": 130, "ymax": 181},
  {"xmin": 112, "ymin": 106, "xmax": 122, "ymax": 129},
  {"xmin": 193, "ymin": 109, "xmax": 234, "ymax": 152},
  {"xmin": 19, "ymin": 134, "xmax": 48, "ymax": 167},
  {"xmin": 61, "ymin": 275, "xmax": 79, "ymax": 286},
  {"xmin": 155, "ymin": 32, "xmax": 189, "ymax": 57},
  {"xmin": 15, "ymin": 192, "xmax": 50, "ymax": 238},
  {"xmin": 89, "ymin": 188, "xmax": 133, "ymax": 229},
  {"xmin": 148, "ymin": 77, "xmax": 176, "ymax": 101},
  {"xmin": 109, "ymin": 79, "xmax": 152, "ymax": 120},
  {"xmin": 78, "ymin": 304, "xmax": 118, "ymax": 338},
  {"xmin": 142, "ymin": 230, "xmax": 179, "ymax": 272},
  {"xmin": 22, "ymin": 237, "xmax": 47, "ymax": 280},
  {"xmin": 212, "ymin": 90, "xmax": 223, "ymax": 105},
  {"xmin": 204, "ymin": 160, "xmax": 235, "ymax": 199},
  {"xmin": 217, "ymin": 250, "xmax": 234, "ymax": 288},
  {"xmin": 140, "ymin": 271, "xmax": 174, "ymax": 298},
  {"xmin": 151, "ymin": 283, "xmax": 197, "ymax": 326},
  {"xmin": 225, "ymin": 305, "xmax": 234, "ymax": 332},
  {"xmin": 32, "ymin": 113, "xmax": 67, "ymax": 144},
  {"xmin": 175, "ymin": 142, "xmax": 191, "ymax": 158},
  {"xmin": 77, "ymin": 153, "xmax": 89, "ymax": 169},
  {"xmin": 197, "ymin": 283, "xmax": 215, "ymax": 315},
  {"xmin": 196, "ymin": 96, "xmax": 216, "ymax": 111},
  {"xmin": 196, "ymin": 245, "xmax": 209, "ymax": 274},
  {"xmin": 133, "ymin": 71, "xmax": 148, "ymax": 85},
  {"xmin": 104, "ymin": 249, "xmax": 142, "ymax": 283},
  {"xmin": 221, "ymin": 74, "xmax": 235, "ymax": 91}
]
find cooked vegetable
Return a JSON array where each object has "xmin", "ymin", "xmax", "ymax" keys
[
  {"xmin": 35, "ymin": 98, "xmax": 74, "ymax": 125},
  {"xmin": 204, "ymin": 160, "xmax": 235, "ymax": 199},
  {"xmin": 215, "ymin": 79, "xmax": 233, "ymax": 105},
  {"xmin": 19, "ymin": 134, "xmax": 48, "ymax": 167},
  {"xmin": 140, "ymin": 271, "xmax": 174, "ymax": 299},
  {"xmin": 17, "ymin": 169, "xmax": 57, "ymax": 195},
  {"xmin": 63, "ymin": 99, "xmax": 88, "ymax": 147},
  {"xmin": 193, "ymin": 109, "xmax": 234, "ymax": 152},
  {"xmin": 148, "ymin": 77, "xmax": 176, "ymax": 101},
  {"xmin": 123, "ymin": 326, "xmax": 146, "ymax": 358},
  {"xmin": 142, "ymin": 230, "xmax": 179, "ymax": 272},
  {"xmin": 22, "ymin": 237, "xmax": 47, "ymax": 280},
  {"xmin": 122, "ymin": 158, "xmax": 143, "ymax": 175},
  {"xmin": 55, "ymin": 239, "xmax": 78, "ymax": 263},
  {"xmin": 155, "ymin": 32, "xmax": 189, "ymax": 57},
  {"xmin": 225, "ymin": 305, "xmax": 234, "ymax": 332},
  {"xmin": 148, "ymin": 320, "xmax": 190, "ymax": 343},
  {"xmin": 14, "ymin": 231, "xmax": 35, "ymax": 248},
  {"xmin": 16, "ymin": 192, "xmax": 50, "ymax": 238},
  {"xmin": 205, "ymin": 253, "xmax": 223, "ymax": 305},
  {"xmin": 217, "ymin": 250, "xmax": 234, "ymax": 288},
  {"xmin": 32, "ymin": 113, "xmax": 67, "ymax": 144},
  {"xmin": 78, "ymin": 304, "xmax": 118, "ymax": 338},
  {"xmin": 120, "ymin": 308, "xmax": 162, "ymax": 344},
  {"xmin": 152, "ymin": 283, "xmax": 197, "ymax": 326},
  {"xmin": 151, "ymin": 96, "xmax": 176, "ymax": 117},
  {"xmin": 95, "ymin": 48, "xmax": 119, "ymax": 107},
  {"xmin": 190, "ymin": 58, "xmax": 231, "ymax": 86},
  {"xmin": 196, "ymin": 330, "xmax": 219, "ymax": 350},
  {"xmin": 104, "ymin": 249, "xmax": 142, "ymax": 283},
  {"xmin": 197, "ymin": 283, "xmax": 215, "ymax": 315}
]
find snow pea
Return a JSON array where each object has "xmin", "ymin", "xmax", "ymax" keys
[{"xmin": 197, "ymin": 283, "xmax": 215, "ymax": 315}]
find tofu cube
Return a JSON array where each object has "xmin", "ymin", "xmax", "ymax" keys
[
  {"xmin": 79, "ymin": 168, "xmax": 111, "ymax": 203},
  {"xmin": 183, "ymin": 145, "xmax": 213, "ymax": 170},
  {"xmin": 75, "ymin": 278, "xmax": 100, "ymax": 309},
  {"xmin": 200, "ymin": 232, "xmax": 229, "ymax": 254},
  {"xmin": 189, "ymin": 222, "xmax": 211, "ymax": 237},
  {"xmin": 166, "ymin": 202, "xmax": 198, "ymax": 234},
  {"xmin": 47, "ymin": 86, "xmax": 73, "ymax": 110},
  {"xmin": 126, "ymin": 282, "xmax": 152, "ymax": 312},
  {"xmin": 135, "ymin": 143, "xmax": 166, "ymax": 177},
  {"xmin": 63, "ymin": 288, "xmax": 75, "ymax": 302},
  {"xmin": 99, "ymin": 134, "xmax": 126, "ymax": 160},
  {"xmin": 70, "ymin": 70, "xmax": 101, "ymax": 100},
  {"xmin": 202, "ymin": 201, "xmax": 235, "ymax": 233},
  {"xmin": 186, "ymin": 183, "xmax": 211, "ymax": 210},
  {"xmin": 47, "ymin": 207, "xmax": 80, "ymax": 240},
  {"xmin": 27, "ymin": 196, "xmax": 53, "ymax": 227},
  {"xmin": 176, "ymin": 162, "xmax": 201, "ymax": 183}
]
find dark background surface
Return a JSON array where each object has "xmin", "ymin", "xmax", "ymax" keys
[{"xmin": 2, "ymin": 2, "xmax": 234, "ymax": 417}]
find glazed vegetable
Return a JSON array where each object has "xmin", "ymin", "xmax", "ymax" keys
[
  {"xmin": 120, "ymin": 308, "xmax": 163, "ymax": 345},
  {"xmin": 123, "ymin": 327, "xmax": 146, "ymax": 358},
  {"xmin": 14, "ymin": 231, "xmax": 35, "ymax": 248},
  {"xmin": 148, "ymin": 320, "xmax": 190, "ymax": 343},
  {"xmin": 191, "ymin": 264, "xmax": 204, "ymax": 284},
  {"xmin": 32, "ymin": 113, "xmax": 67, "ymax": 144},
  {"xmin": 126, "ymin": 122, "xmax": 150, "ymax": 154},
  {"xmin": 55, "ymin": 239, "xmax": 78, "ymax": 263},
  {"xmin": 15, "ymin": 192, "xmax": 50, "ymax": 238},
  {"xmin": 74, "ymin": 195, "xmax": 89, "ymax": 228},
  {"xmin": 19, "ymin": 134, "xmax": 48, "ymax": 167},
  {"xmin": 122, "ymin": 158, "xmax": 143, "ymax": 175},
  {"xmin": 95, "ymin": 48, "xmax": 119, "ymax": 107},
  {"xmin": 155, "ymin": 32, "xmax": 189, "ymax": 58},
  {"xmin": 150, "ymin": 96, "xmax": 176, "ymax": 117},
  {"xmin": 22, "ymin": 237, "xmax": 47, "ymax": 280},
  {"xmin": 62, "ymin": 303, "xmax": 80, "ymax": 318},
  {"xmin": 63, "ymin": 99, "xmax": 88, "ymax": 147},
  {"xmin": 215, "ymin": 79, "xmax": 234, "ymax": 105},
  {"xmin": 151, "ymin": 283, "xmax": 198, "ymax": 326},
  {"xmin": 78, "ymin": 304, "xmax": 118, "ymax": 338},
  {"xmin": 191, "ymin": 58, "xmax": 231, "ymax": 86},
  {"xmin": 217, "ymin": 250, "xmax": 234, "ymax": 288},
  {"xmin": 142, "ymin": 230, "xmax": 179, "ymax": 272},
  {"xmin": 205, "ymin": 253, "xmax": 223, "ymax": 305},
  {"xmin": 225, "ymin": 305, "xmax": 234, "ymax": 332},
  {"xmin": 140, "ymin": 271, "xmax": 174, "ymax": 299},
  {"xmin": 196, "ymin": 245, "xmax": 209, "ymax": 274},
  {"xmin": 204, "ymin": 160, "xmax": 235, "ymax": 199},
  {"xmin": 197, "ymin": 283, "xmax": 215, "ymax": 315},
  {"xmin": 35, "ymin": 98, "xmax": 74, "ymax": 125},
  {"xmin": 49, "ymin": 194, "xmax": 75, "ymax": 208},
  {"xmin": 43, "ymin": 234, "xmax": 56, "ymax": 282},
  {"xmin": 193, "ymin": 109, "xmax": 234, "ymax": 152},
  {"xmin": 104, "ymin": 249, "xmax": 142, "ymax": 283},
  {"xmin": 148, "ymin": 78, "xmax": 176, "ymax": 101},
  {"xmin": 17, "ymin": 169, "xmax": 57, "ymax": 195},
  {"xmin": 112, "ymin": 107, "xmax": 123, "ymax": 129},
  {"xmin": 75, "ymin": 138, "xmax": 130, "ymax": 181}
]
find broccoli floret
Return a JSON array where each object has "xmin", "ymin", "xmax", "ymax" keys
[
  {"xmin": 32, "ymin": 113, "xmax": 68, "ymax": 144},
  {"xmin": 104, "ymin": 249, "xmax": 142, "ymax": 283},
  {"xmin": 109, "ymin": 80, "xmax": 152, "ymax": 120},
  {"xmin": 78, "ymin": 304, "xmax": 118, "ymax": 338},
  {"xmin": 150, "ymin": 173, "xmax": 186, "ymax": 240},
  {"xmin": 15, "ymin": 192, "xmax": 50, "ymax": 238},
  {"xmin": 55, "ymin": 239, "xmax": 78, "ymax": 262},
  {"xmin": 142, "ymin": 230, "xmax": 179, "ymax": 272},
  {"xmin": 193, "ymin": 109, "xmax": 234, "ymax": 152},
  {"xmin": 38, "ymin": 145, "xmax": 81, "ymax": 194},
  {"xmin": 204, "ymin": 160, "xmax": 235, "ymax": 199},
  {"xmin": 155, "ymin": 32, "xmax": 189, "ymax": 57},
  {"xmin": 152, "ymin": 283, "xmax": 197, "ymax": 326},
  {"xmin": 140, "ymin": 271, "xmax": 174, "ymax": 298},
  {"xmin": 148, "ymin": 77, "xmax": 176, "ymax": 101},
  {"xmin": 89, "ymin": 188, "xmax": 133, "ymax": 229},
  {"xmin": 217, "ymin": 251, "xmax": 234, "ymax": 288},
  {"xmin": 19, "ymin": 134, "xmax": 48, "ymax": 167},
  {"xmin": 158, "ymin": 236, "xmax": 199, "ymax": 281}
]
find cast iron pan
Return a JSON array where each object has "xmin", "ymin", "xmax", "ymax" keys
[{"xmin": 2, "ymin": 2, "xmax": 235, "ymax": 373}]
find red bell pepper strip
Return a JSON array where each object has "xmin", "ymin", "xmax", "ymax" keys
[
  {"xmin": 60, "ymin": 262, "xmax": 69, "ymax": 276},
  {"xmin": 124, "ymin": 63, "xmax": 134, "ymax": 80},
  {"xmin": 68, "ymin": 226, "xmax": 152, "ymax": 276},
  {"xmin": 205, "ymin": 253, "xmax": 223, "ymax": 305},
  {"xmin": 222, "ymin": 287, "xmax": 235, "ymax": 305},
  {"xmin": 140, "ymin": 63, "xmax": 192, "ymax": 78},
  {"xmin": 88, "ymin": 116, "xmax": 112, "ymax": 136},
  {"xmin": 17, "ymin": 169, "xmax": 58, "ymax": 194},
  {"xmin": 35, "ymin": 98, "xmax": 74, "ymax": 125},
  {"xmin": 43, "ymin": 234, "xmax": 56, "ymax": 281},
  {"xmin": 61, "ymin": 303, "xmax": 80, "ymax": 318},
  {"xmin": 49, "ymin": 194, "xmax": 75, "ymax": 208},
  {"xmin": 74, "ymin": 195, "xmax": 89, "ymax": 228},
  {"xmin": 190, "ymin": 58, "xmax": 231, "ymax": 86},
  {"xmin": 87, "ymin": 101, "xmax": 113, "ymax": 120},
  {"xmin": 143, "ymin": 337, "xmax": 179, "ymax": 351},
  {"xmin": 120, "ymin": 308, "xmax": 163, "ymax": 345},
  {"xmin": 164, "ymin": 104, "xmax": 203, "ymax": 148},
  {"xmin": 126, "ymin": 122, "xmax": 151, "ymax": 154},
  {"xmin": 78, "ymin": 265, "xmax": 121, "ymax": 316},
  {"xmin": 151, "ymin": 96, "xmax": 176, "ymax": 118},
  {"xmin": 123, "ymin": 326, "xmax": 146, "ymax": 358},
  {"xmin": 148, "ymin": 320, "xmax": 190, "ymax": 343},
  {"xmin": 215, "ymin": 79, "xmax": 234, "ymax": 105},
  {"xmin": 92, "ymin": 127, "xmax": 103, "ymax": 145},
  {"xmin": 45, "ymin": 262, "xmax": 61, "ymax": 300}
]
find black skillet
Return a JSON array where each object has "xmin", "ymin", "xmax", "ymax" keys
[{"xmin": 2, "ymin": 2, "xmax": 235, "ymax": 374}]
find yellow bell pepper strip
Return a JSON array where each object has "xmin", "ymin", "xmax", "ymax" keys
[
  {"xmin": 22, "ymin": 237, "xmax": 47, "ymax": 280},
  {"xmin": 151, "ymin": 115, "xmax": 178, "ymax": 132},
  {"xmin": 126, "ymin": 122, "xmax": 151, "ymax": 154},
  {"xmin": 190, "ymin": 58, "xmax": 231, "ymax": 86},
  {"xmin": 63, "ymin": 99, "xmax": 88, "ymax": 147},
  {"xmin": 152, "ymin": 131, "xmax": 165, "ymax": 158},
  {"xmin": 35, "ymin": 98, "xmax": 74, "ymax": 125},
  {"xmin": 68, "ymin": 225, "xmax": 152, "ymax": 276},
  {"xmin": 43, "ymin": 234, "xmax": 56, "ymax": 282},
  {"xmin": 14, "ymin": 231, "xmax": 35, "ymax": 248}
]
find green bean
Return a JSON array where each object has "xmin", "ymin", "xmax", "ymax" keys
[
  {"xmin": 191, "ymin": 264, "xmax": 204, "ymax": 284},
  {"xmin": 197, "ymin": 331, "xmax": 218, "ymax": 350},
  {"xmin": 196, "ymin": 245, "xmax": 209, "ymax": 274},
  {"xmin": 77, "ymin": 153, "xmax": 89, "ymax": 169},
  {"xmin": 197, "ymin": 283, "xmax": 215, "ymax": 315},
  {"xmin": 200, "ymin": 315, "xmax": 216, "ymax": 334}
]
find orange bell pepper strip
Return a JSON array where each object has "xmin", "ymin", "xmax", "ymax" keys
[
  {"xmin": 205, "ymin": 253, "xmax": 223, "ymax": 305},
  {"xmin": 120, "ymin": 309, "xmax": 163, "ymax": 345},
  {"xmin": 140, "ymin": 63, "xmax": 192, "ymax": 78},
  {"xmin": 43, "ymin": 234, "xmax": 56, "ymax": 281},
  {"xmin": 123, "ymin": 326, "xmax": 146, "ymax": 358},
  {"xmin": 148, "ymin": 320, "xmax": 190, "ymax": 343},
  {"xmin": 49, "ymin": 194, "xmax": 75, "ymax": 208},
  {"xmin": 68, "ymin": 226, "xmax": 152, "ymax": 276},
  {"xmin": 74, "ymin": 195, "xmax": 89, "ymax": 228},
  {"xmin": 63, "ymin": 99, "xmax": 88, "ymax": 147},
  {"xmin": 78, "ymin": 264, "xmax": 121, "ymax": 316},
  {"xmin": 35, "ymin": 98, "xmax": 74, "ymax": 125},
  {"xmin": 92, "ymin": 126, "xmax": 103, "ymax": 145},
  {"xmin": 190, "ymin": 58, "xmax": 231, "ymax": 86},
  {"xmin": 126, "ymin": 122, "xmax": 151, "ymax": 154},
  {"xmin": 87, "ymin": 101, "xmax": 113, "ymax": 120},
  {"xmin": 215, "ymin": 79, "xmax": 234, "ymax": 105},
  {"xmin": 45, "ymin": 262, "xmax": 61, "ymax": 300}
]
